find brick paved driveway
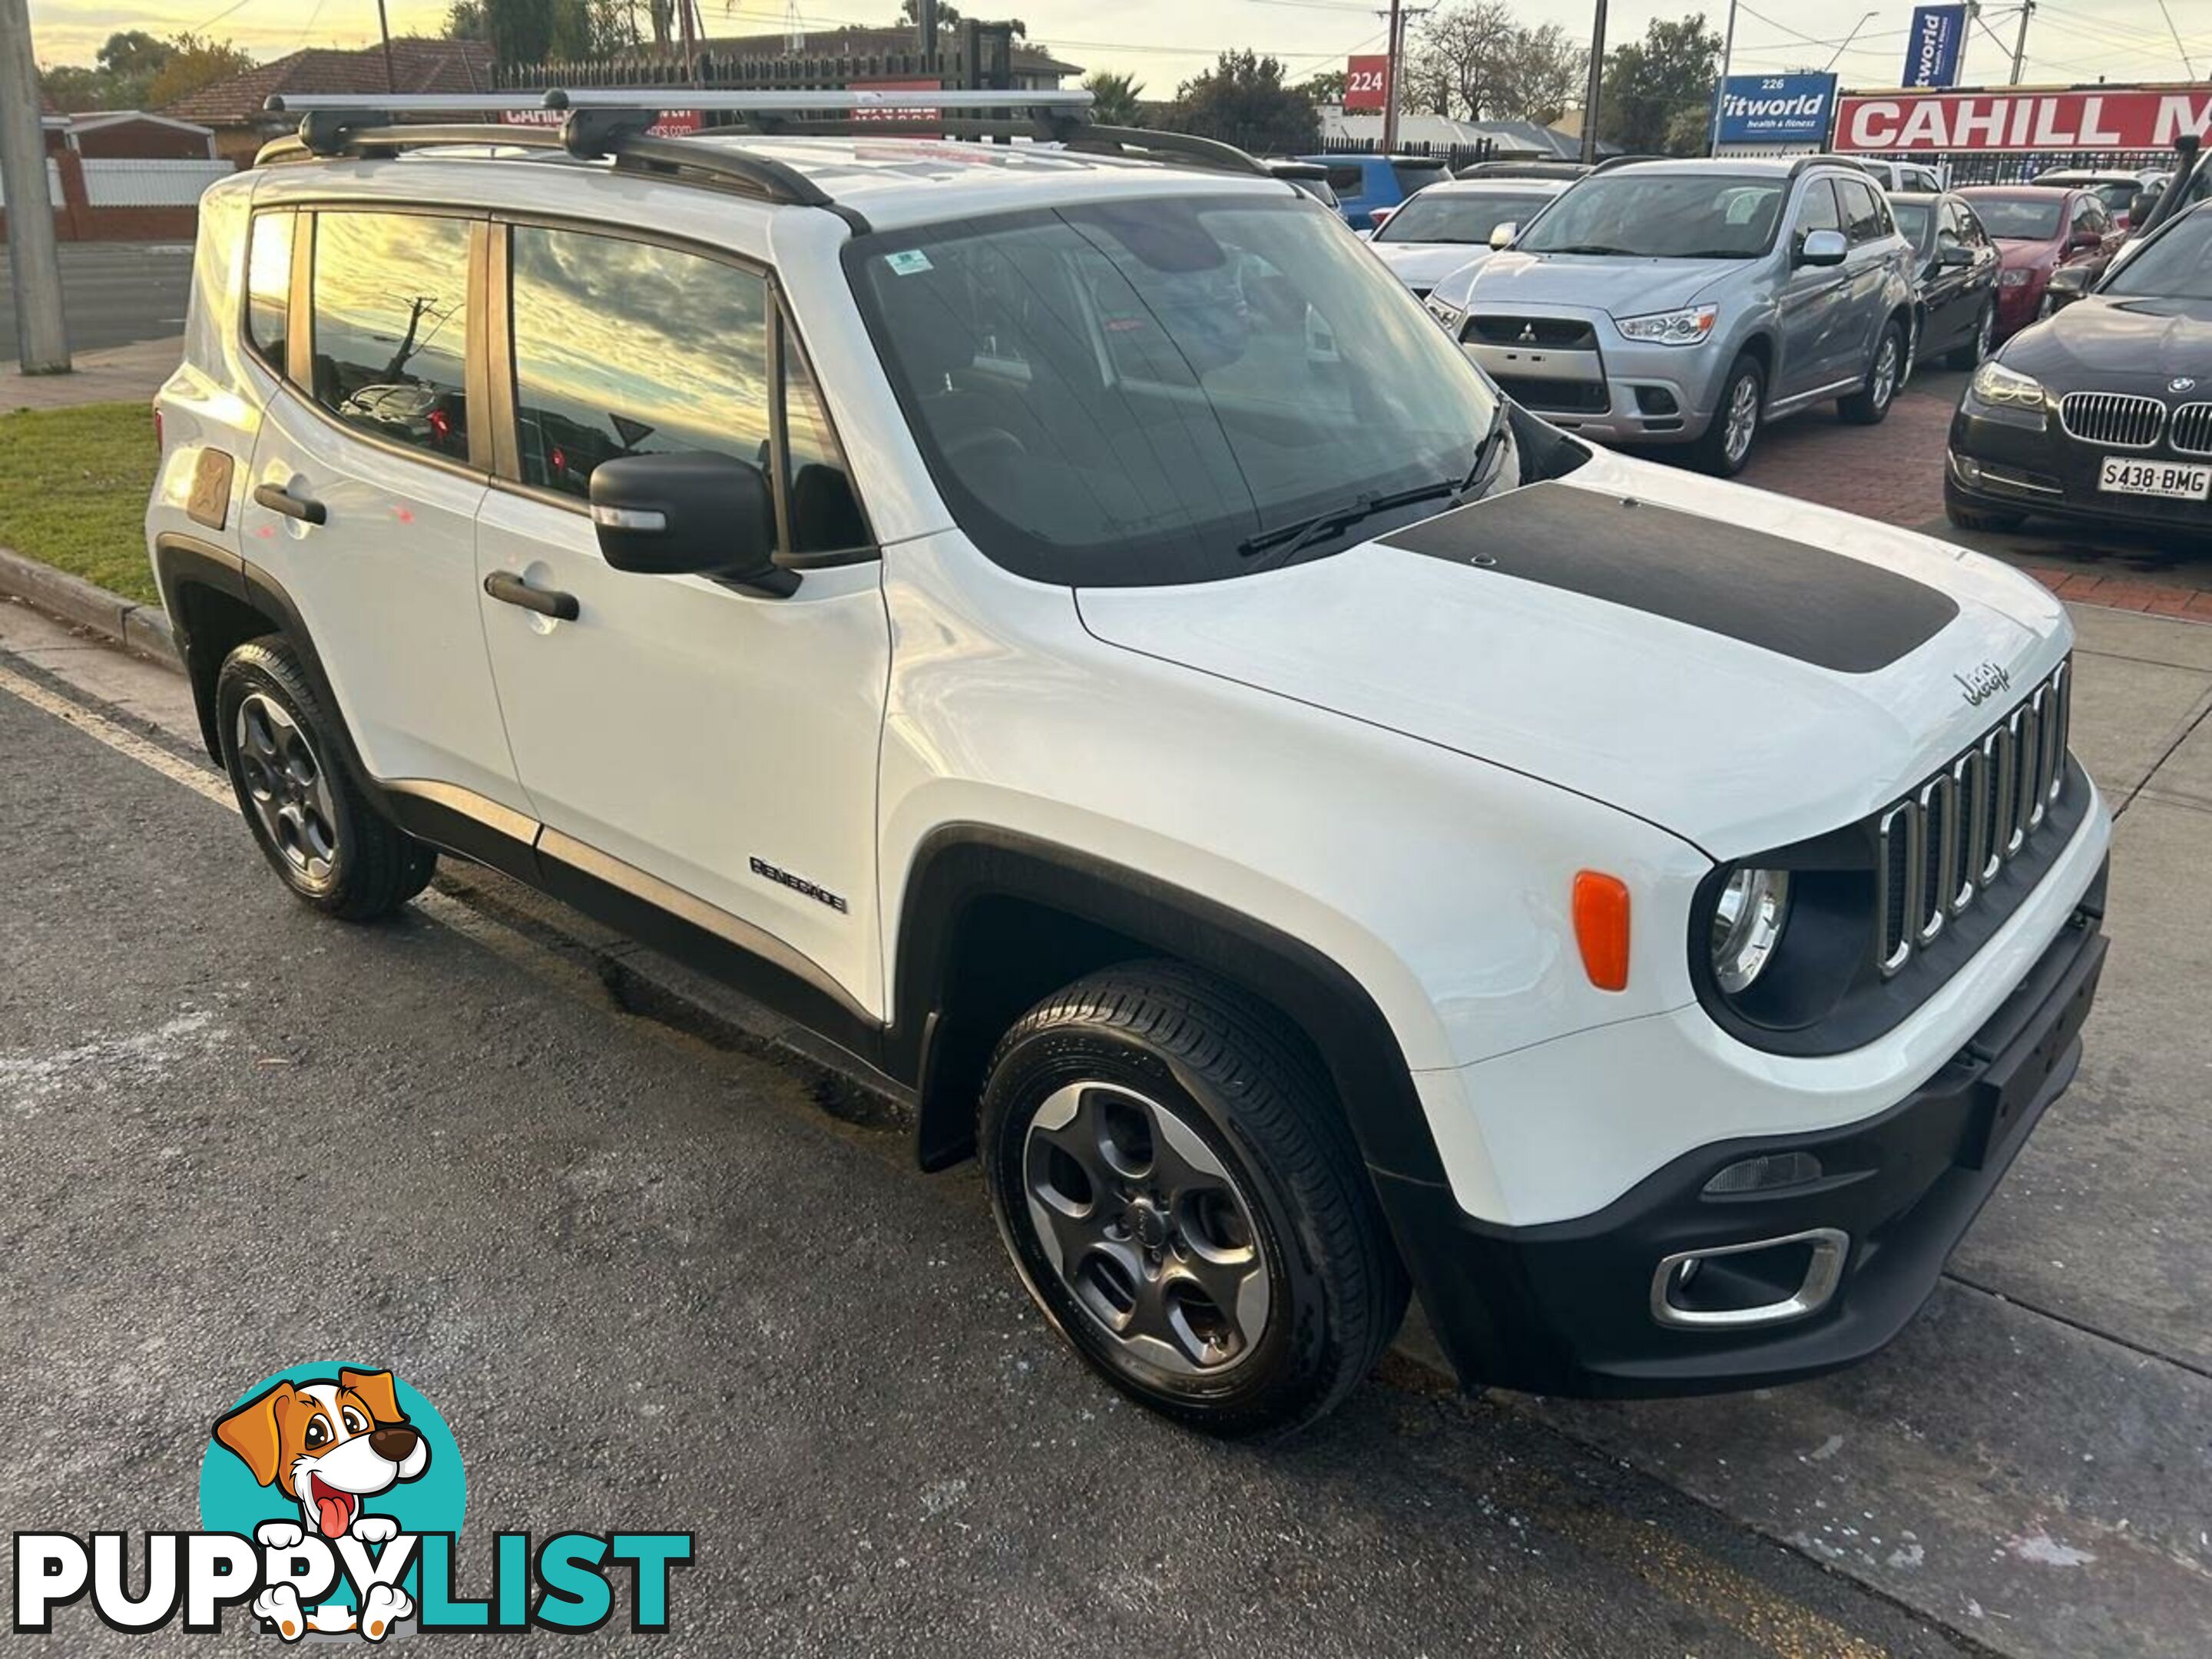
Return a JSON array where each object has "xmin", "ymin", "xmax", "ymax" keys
[{"xmin": 1721, "ymin": 364, "xmax": 2212, "ymax": 620}]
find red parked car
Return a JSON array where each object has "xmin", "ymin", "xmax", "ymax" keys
[{"xmin": 1955, "ymin": 185, "xmax": 2123, "ymax": 339}]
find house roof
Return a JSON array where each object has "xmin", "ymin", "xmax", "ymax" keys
[
  {"xmin": 68, "ymin": 110, "xmax": 216, "ymax": 137},
  {"xmin": 161, "ymin": 38, "xmax": 496, "ymax": 125},
  {"xmin": 685, "ymin": 27, "xmax": 1081, "ymax": 78}
]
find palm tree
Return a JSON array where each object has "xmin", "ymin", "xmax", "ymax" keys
[{"xmin": 1082, "ymin": 71, "xmax": 1146, "ymax": 126}]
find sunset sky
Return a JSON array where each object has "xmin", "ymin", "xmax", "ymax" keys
[{"xmin": 27, "ymin": 0, "xmax": 2212, "ymax": 104}]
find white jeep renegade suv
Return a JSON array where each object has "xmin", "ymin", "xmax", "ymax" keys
[{"xmin": 147, "ymin": 93, "xmax": 2111, "ymax": 1434}]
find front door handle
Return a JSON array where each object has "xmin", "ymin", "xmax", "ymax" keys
[
  {"xmin": 484, "ymin": 570, "xmax": 580, "ymax": 622},
  {"xmin": 253, "ymin": 482, "xmax": 326, "ymax": 525}
]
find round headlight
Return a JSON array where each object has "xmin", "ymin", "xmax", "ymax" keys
[{"xmin": 1710, "ymin": 868, "xmax": 1791, "ymax": 995}]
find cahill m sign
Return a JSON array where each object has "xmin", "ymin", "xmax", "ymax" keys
[{"xmin": 1836, "ymin": 85, "xmax": 2212, "ymax": 153}]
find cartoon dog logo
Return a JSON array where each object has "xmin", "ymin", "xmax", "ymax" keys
[{"xmin": 214, "ymin": 1368, "xmax": 429, "ymax": 1641}]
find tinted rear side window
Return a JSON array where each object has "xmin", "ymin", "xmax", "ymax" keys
[
  {"xmin": 310, "ymin": 211, "xmax": 472, "ymax": 461},
  {"xmin": 244, "ymin": 211, "xmax": 293, "ymax": 370},
  {"xmin": 1836, "ymin": 178, "xmax": 1888, "ymax": 243}
]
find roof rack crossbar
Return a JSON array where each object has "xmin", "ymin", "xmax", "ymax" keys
[{"xmin": 266, "ymin": 88, "xmax": 1094, "ymax": 117}]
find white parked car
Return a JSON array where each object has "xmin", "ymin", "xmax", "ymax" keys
[
  {"xmin": 148, "ymin": 91, "xmax": 2111, "ymax": 1434},
  {"xmin": 1364, "ymin": 177, "xmax": 1573, "ymax": 295}
]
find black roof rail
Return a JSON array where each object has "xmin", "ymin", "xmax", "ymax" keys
[
  {"xmin": 252, "ymin": 88, "xmax": 1280, "ymax": 220},
  {"xmin": 1787, "ymin": 153, "xmax": 1874, "ymax": 179},
  {"xmin": 1588, "ymin": 152, "xmax": 1668, "ymax": 174}
]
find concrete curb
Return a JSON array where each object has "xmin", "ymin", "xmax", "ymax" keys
[{"xmin": 0, "ymin": 546, "xmax": 177, "ymax": 665}]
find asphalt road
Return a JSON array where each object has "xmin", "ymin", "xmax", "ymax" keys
[
  {"xmin": 0, "ymin": 647, "xmax": 1975, "ymax": 1657},
  {"xmin": 0, "ymin": 242, "xmax": 194, "ymax": 361}
]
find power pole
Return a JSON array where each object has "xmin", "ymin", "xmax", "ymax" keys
[
  {"xmin": 1957, "ymin": 0, "xmax": 1978, "ymax": 83},
  {"xmin": 1580, "ymin": 0, "xmax": 1608, "ymax": 166},
  {"xmin": 2008, "ymin": 0, "xmax": 2035, "ymax": 84},
  {"xmin": 1382, "ymin": 0, "xmax": 1403, "ymax": 154},
  {"xmin": 1707, "ymin": 0, "xmax": 1739, "ymax": 157},
  {"xmin": 0, "ymin": 0, "xmax": 68, "ymax": 373},
  {"xmin": 375, "ymin": 0, "xmax": 396, "ymax": 93}
]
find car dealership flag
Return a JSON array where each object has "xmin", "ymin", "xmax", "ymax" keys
[{"xmin": 1902, "ymin": 5, "xmax": 1966, "ymax": 88}]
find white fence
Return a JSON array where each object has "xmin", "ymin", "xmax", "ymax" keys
[
  {"xmin": 0, "ymin": 160, "xmax": 65, "ymax": 209},
  {"xmin": 80, "ymin": 158, "xmax": 234, "ymax": 207}
]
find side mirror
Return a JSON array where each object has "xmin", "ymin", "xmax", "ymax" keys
[
  {"xmin": 2043, "ymin": 263, "xmax": 2094, "ymax": 310},
  {"xmin": 1489, "ymin": 221, "xmax": 1518, "ymax": 250},
  {"xmin": 2129, "ymin": 190, "xmax": 2157, "ymax": 226},
  {"xmin": 1937, "ymin": 236, "xmax": 1974, "ymax": 267},
  {"xmin": 588, "ymin": 451, "xmax": 796, "ymax": 598},
  {"xmin": 1797, "ymin": 228, "xmax": 1848, "ymax": 267}
]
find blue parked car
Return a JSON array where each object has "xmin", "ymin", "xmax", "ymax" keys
[{"xmin": 1292, "ymin": 153, "xmax": 1448, "ymax": 230}]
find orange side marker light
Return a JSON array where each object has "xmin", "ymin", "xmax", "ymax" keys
[{"xmin": 1573, "ymin": 871, "xmax": 1631, "ymax": 992}]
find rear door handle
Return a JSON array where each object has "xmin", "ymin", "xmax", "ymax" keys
[
  {"xmin": 483, "ymin": 570, "xmax": 579, "ymax": 622},
  {"xmin": 253, "ymin": 482, "xmax": 326, "ymax": 525}
]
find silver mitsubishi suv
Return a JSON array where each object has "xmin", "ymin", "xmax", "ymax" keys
[{"xmin": 1425, "ymin": 156, "xmax": 1917, "ymax": 475}]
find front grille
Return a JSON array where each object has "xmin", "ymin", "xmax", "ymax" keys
[
  {"xmin": 1467, "ymin": 315, "xmax": 1598, "ymax": 349},
  {"xmin": 1874, "ymin": 659, "xmax": 2071, "ymax": 976},
  {"xmin": 2058, "ymin": 391, "xmax": 2164, "ymax": 448},
  {"xmin": 2168, "ymin": 402, "xmax": 2212, "ymax": 455},
  {"xmin": 1494, "ymin": 376, "xmax": 1608, "ymax": 414}
]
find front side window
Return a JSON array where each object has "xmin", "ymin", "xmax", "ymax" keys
[
  {"xmin": 1791, "ymin": 179, "xmax": 1843, "ymax": 243},
  {"xmin": 850, "ymin": 194, "xmax": 1503, "ymax": 587},
  {"xmin": 1836, "ymin": 178, "xmax": 1888, "ymax": 243},
  {"xmin": 244, "ymin": 211, "xmax": 293, "ymax": 370},
  {"xmin": 1375, "ymin": 190, "xmax": 1557, "ymax": 246},
  {"xmin": 310, "ymin": 211, "xmax": 472, "ymax": 460},
  {"xmin": 508, "ymin": 225, "xmax": 772, "ymax": 501},
  {"xmin": 1518, "ymin": 173, "xmax": 1785, "ymax": 259}
]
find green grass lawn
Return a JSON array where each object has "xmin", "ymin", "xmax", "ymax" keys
[{"xmin": 0, "ymin": 401, "xmax": 160, "ymax": 605}]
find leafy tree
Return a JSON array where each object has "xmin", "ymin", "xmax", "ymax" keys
[
  {"xmin": 900, "ymin": 0, "xmax": 962, "ymax": 23},
  {"xmin": 1163, "ymin": 51, "xmax": 1320, "ymax": 156},
  {"xmin": 1402, "ymin": 2, "xmax": 1584, "ymax": 125},
  {"xmin": 1081, "ymin": 70, "xmax": 1145, "ymax": 125},
  {"xmin": 1597, "ymin": 14, "xmax": 1722, "ymax": 155},
  {"xmin": 142, "ymin": 34, "xmax": 255, "ymax": 108},
  {"xmin": 97, "ymin": 31, "xmax": 174, "ymax": 81},
  {"xmin": 442, "ymin": 0, "xmax": 492, "ymax": 41},
  {"xmin": 1300, "ymin": 68, "xmax": 1346, "ymax": 105},
  {"xmin": 488, "ymin": 0, "xmax": 558, "ymax": 63}
]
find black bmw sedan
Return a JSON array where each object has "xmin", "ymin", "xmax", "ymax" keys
[{"xmin": 1947, "ymin": 199, "xmax": 2212, "ymax": 535}]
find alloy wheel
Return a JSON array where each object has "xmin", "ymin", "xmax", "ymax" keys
[
  {"xmin": 1873, "ymin": 333, "xmax": 1899, "ymax": 411},
  {"xmin": 1022, "ymin": 1081, "xmax": 1273, "ymax": 1376},
  {"xmin": 1724, "ymin": 373, "xmax": 1760, "ymax": 466},
  {"xmin": 233, "ymin": 691, "xmax": 339, "ymax": 882}
]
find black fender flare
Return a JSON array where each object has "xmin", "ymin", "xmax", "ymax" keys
[{"xmin": 889, "ymin": 824, "xmax": 1452, "ymax": 1191}]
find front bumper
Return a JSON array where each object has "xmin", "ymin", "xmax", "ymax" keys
[
  {"xmin": 1382, "ymin": 867, "xmax": 2108, "ymax": 1397},
  {"xmin": 1949, "ymin": 401, "xmax": 2212, "ymax": 532},
  {"xmin": 1456, "ymin": 309, "xmax": 1727, "ymax": 445}
]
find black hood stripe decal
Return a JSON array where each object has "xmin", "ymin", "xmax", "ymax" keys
[{"xmin": 1377, "ymin": 482, "xmax": 1959, "ymax": 674}]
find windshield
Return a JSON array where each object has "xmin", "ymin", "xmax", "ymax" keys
[
  {"xmin": 2103, "ymin": 210, "xmax": 2212, "ymax": 300},
  {"xmin": 849, "ymin": 195, "xmax": 1505, "ymax": 586},
  {"xmin": 1969, "ymin": 194, "xmax": 2065, "ymax": 240},
  {"xmin": 1516, "ymin": 173, "xmax": 1785, "ymax": 258},
  {"xmin": 1376, "ymin": 190, "xmax": 1556, "ymax": 245},
  {"xmin": 1889, "ymin": 200, "xmax": 1932, "ymax": 246}
]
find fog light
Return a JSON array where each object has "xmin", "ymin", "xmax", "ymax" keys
[
  {"xmin": 1702, "ymin": 1151, "xmax": 1823, "ymax": 1195},
  {"xmin": 1950, "ymin": 451, "xmax": 1983, "ymax": 486}
]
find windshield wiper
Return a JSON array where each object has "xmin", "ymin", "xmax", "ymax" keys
[
  {"xmin": 1237, "ymin": 406, "xmax": 1512, "ymax": 573},
  {"xmin": 1668, "ymin": 248, "xmax": 1759, "ymax": 259},
  {"xmin": 1543, "ymin": 243, "xmax": 1635, "ymax": 256},
  {"xmin": 1237, "ymin": 480, "xmax": 1459, "ymax": 570}
]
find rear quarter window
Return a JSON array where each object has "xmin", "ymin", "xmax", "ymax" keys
[{"xmin": 243, "ymin": 211, "xmax": 293, "ymax": 369}]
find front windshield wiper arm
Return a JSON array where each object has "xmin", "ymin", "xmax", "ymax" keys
[
  {"xmin": 1237, "ymin": 406, "xmax": 1513, "ymax": 573},
  {"xmin": 1543, "ymin": 243, "xmax": 1635, "ymax": 256},
  {"xmin": 1237, "ymin": 480, "xmax": 1460, "ymax": 571}
]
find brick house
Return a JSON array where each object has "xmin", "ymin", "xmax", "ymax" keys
[{"xmin": 162, "ymin": 38, "xmax": 498, "ymax": 164}]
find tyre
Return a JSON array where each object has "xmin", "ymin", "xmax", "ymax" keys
[
  {"xmin": 979, "ymin": 962, "xmax": 1408, "ymax": 1437},
  {"xmin": 215, "ymin": 639, "xmax": 436, "ymax": 921},
  {"xmin": 1942, "ymin": 475, "xmax": 2026, "ymax": 533},
  {"xmin": 1945, "ymin": 301, "xmax": 1996, "ymax": 371},
  {"xmin": 1693, "ymin": 353, "xmax": 1764, "ymax": 477},
  {"xmin": 1839, "ymin": 320, "xmax": 1906, "ymax": 425}
]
